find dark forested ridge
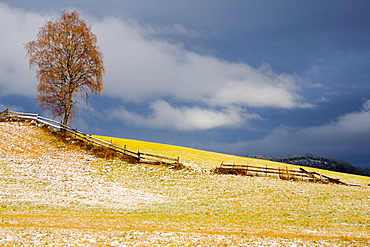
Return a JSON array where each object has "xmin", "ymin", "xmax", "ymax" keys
[{"xmin": 246, "ymin": 153, "xmax": 370, "ymax": 177}]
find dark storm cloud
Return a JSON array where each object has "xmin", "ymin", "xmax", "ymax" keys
[{"xmin": 1, "ymin": 1, "xmax": 370, "ymax": 167}]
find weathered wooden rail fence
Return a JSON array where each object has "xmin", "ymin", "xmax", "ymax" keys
[
  {"xmin": 1, "ymin": 109, "xmax": 363, "ymax": 185},
  {"xmin": 215, "ymin": 162, "xmax": 349, "ymax": 185},
  {"xmin": 0, "ymin": 109, "xmax": 181, "ymax": 166}
]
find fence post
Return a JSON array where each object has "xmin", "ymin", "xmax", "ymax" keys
[
  {"xmin": 124, "ymin": 145, "xmax": 126, "ymax": 154},
  {"xmin": 286, "ymin": 167, "xmax": 290, "ymax": 180},
  {"xmin": 265, "ymin": 165, "xmax": 268, "ymax": 176},
  {"xmin": 137, "ymin": 151, "xmax": 140, "ymax": 161},
  {"xmin": 177, "ymin": 157, "xmax": 180, "ymax": 164}
]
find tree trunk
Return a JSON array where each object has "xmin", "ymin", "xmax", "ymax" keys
[
  {"xmin": 62, "ymin": 91, "xmax": 74, "ymax": 127},
  {"xmin": 62, "ymin": 111, "xmax": 70, "ymax": 127}
]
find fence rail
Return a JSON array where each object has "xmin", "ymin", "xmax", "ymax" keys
[
  {"xmin": 0, "ymin": 109, "xmax": 181, "ymax": 166},
  {"xmin": 215, "ymin": 162, "xmax": 352, "ymax": 185},
  {"xmin": 1, "ymin": 109, "xmax": 364, "ymax": 185}
]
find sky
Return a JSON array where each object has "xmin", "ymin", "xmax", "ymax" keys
[{"xmin": 1, "ymin": 0, "xmax": 370, "ymax": 168}]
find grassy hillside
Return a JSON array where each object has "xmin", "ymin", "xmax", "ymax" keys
[
  {"xmin": 1, "ymin": 124, "xmax": 369, "ymax": 245},
  {"xmin": 94, "ymin": 135, "xmax": 370, "ymax": 185},
  {"xmin": 3, "ymin": 159, "xmax": 369, "ymax": 245}
]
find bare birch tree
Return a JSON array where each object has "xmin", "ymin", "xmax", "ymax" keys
[{"xmin": 25, "ymin": 11, "xmax": 105, "ymax": 126}]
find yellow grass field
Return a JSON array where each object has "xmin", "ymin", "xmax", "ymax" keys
[
  {"xmin": 94, "ymin": 135, "xmax": 370, "ymax": 185},
  {"xmin": 1, "ymin": 123, "xmax": 369, "ymax": 246}
]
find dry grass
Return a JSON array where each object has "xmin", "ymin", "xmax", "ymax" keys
[
  {"xmin": 0, "ymin": 123, "xmax": 369, "ymax": 245},
  {"xmin": 94, "ymin": 135, "xmax": 370, "ymax": 185},
  {"xmin": 2, "ymin": 160, "xmax": 369, "ymax": 246}
]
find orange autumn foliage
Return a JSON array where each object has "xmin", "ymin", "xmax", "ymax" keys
[{"xmin": 25, "ymin": 11, "xmax": 105, "ymax": 126}]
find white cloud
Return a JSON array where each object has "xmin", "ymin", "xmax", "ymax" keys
[
  {"xmin": 0, "ymin": 3, "xmax": 310, "ymax": 131},
  {"xmin": 89, "ymin": 16, "xmax": 310, "ymax": 129},
  {"xmin": 0, "ymin": 102, "xmax": 24, "ymax": 112},
  {"xmin": 0, "ymin": 3, "xmax": 54, "ymax": 97},
  {"xmin": 213, "ymin": 100, "xmax": 370, "ymax": 158},
  {"xmin": 91, "ymin": 16, "xmax": 309, "ymax": 109},
  {"xmin": 361, "ymin": 99, "xmax": 370, "ymax": 112},
  {"xmin": 110, "ymin": 100, "xmax": 260, "ymax": 131}
]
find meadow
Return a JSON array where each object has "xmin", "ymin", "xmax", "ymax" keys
[
  {"xmin": 95, "ymin": 135, "xmax": 370, "ymax": 185},
  {"xmin": 2, "ymin": 159, "xmax": 369, "ymax": 246},
  {"xmin": 0, "ymin": 125, "xmax": 369, "ymax": 246}
]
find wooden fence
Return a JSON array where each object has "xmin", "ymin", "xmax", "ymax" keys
[
  {"xmin": 1, "ymin": 109, "xmax": 364, "ymax": 185},
  {"xmin": 215, "ymin": 162, "xmax": 349, "ymax": 185},
  {"xmin": 0, "ymin": 109, "xmax": 181, "ymax": 166}
]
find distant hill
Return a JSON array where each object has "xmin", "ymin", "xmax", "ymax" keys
[{"xmin": 246, "ymin": 153, "xmax": 370, "ymax": 177}]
